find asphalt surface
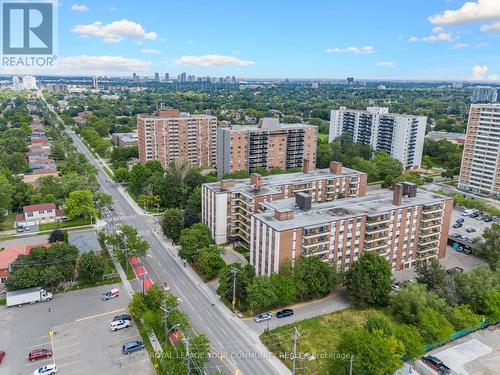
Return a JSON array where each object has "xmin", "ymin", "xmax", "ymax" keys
[
  {"xmin": 0, "ymin": 284, "xmax": 154, "ymax": 375},
  {"xmin": 61, "ymin": 122, "xmax": 291, "ymax": 375}
]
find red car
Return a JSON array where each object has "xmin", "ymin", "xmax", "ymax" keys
[
  {"xmin": 0, "ymin": 351, "xmax": 5, "ymax": 364},
  {"xmin": 28, "ymin": 349, "xmax": 53, "ymax": 362}
]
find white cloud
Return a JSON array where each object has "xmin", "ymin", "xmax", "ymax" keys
[
  {"xmin": 409, "ymin": 32, "xmax": 456, "ymax": 42},
  {"xmin": 453, "ymin": 43, "xmax": 469, "ymax": 49},
  {"xmin": 429, "ymin": 0, "xmax": 500, "ymax": 25},
  {"xmin": 480, "ymin": 21, "xmax": 500, "ymax": 32},
  {"xmin": 59, "ymin": 55, "xmax": 150, "ymax": 75},
  {"xmin": 175, "ymin": 54, "xmax": 255, "ymax": 67},
  {"xmin": 376, "ymin": 61, "xmax": 396, "ymax": 68},
  {"xmin": 470, "ymin": 65, "xmax": 499, "ymax": 81},
  {"xmin": 141, "ymin": 48, "xmax": 162, "ymax": 54},
  {"xmin": 432, "ymin": 26, "xmax": 443, "ymax": 33},
  {"xmin": 72, "ymin": 19, "xmax": 157, "ymax": 43},
  {"xmin": 325, "ymin": 45, "xmax": 374, "ymax": 54},
  {"xmin": 475, "ymin": 41, "xmax": 489, "ymax": 47},
  {"xmin": 71, "ymin": 4, "xmax": 88, "ymax": 12}
]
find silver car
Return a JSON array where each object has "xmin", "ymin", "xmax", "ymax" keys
[{"xmin": 254, "ymin": 312, "xmax": 272, "ymax": 323}]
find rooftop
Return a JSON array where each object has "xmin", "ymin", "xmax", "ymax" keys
[
  {"xmin": 204, "ymin": 166, "xmax": 365, "ymax": 198},
  {"xmin": 227, "ymin": 118, "xmax": 316, "ymax": 133},
  {"xmin": 23, "ymin": 203, "xmax": 56, "ymax": 213},
  {"xmin": 138, "ymin": 109, "xmax": 216, "ymax": 120},
  {"xmin": 254, "ymin": 190, "xmax": 450, "ymax": 231},
  {"xmin": 335, "ymin": 106, "xmax": 426, "ymax": 119}
]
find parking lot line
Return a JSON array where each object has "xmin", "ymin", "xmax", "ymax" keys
[
  {"xmin": 63, "ymin": 370, "xmax": 84, "ymax": 375},
  {"xmin": 111, "ymin": 333, "xmax": 138, "ymax": 344},
  {"xmin": 58, "ymin": 359, "xmax": 83, "ymax": 368},
  {"xmin": 53, "ymin": 342, "xmax": 77, "ymax": 351},
  {"xmin": 26, "ymin": 341, "xmax": 50, "ymax": 349},
  {"xmin": 75, "ymin": 308, "xmax": 125, "ymax": 322},
  {"xmin": 53, "ymin": 335, "xmax": 79, "ymax": 344},
  {"xmin": 56, "ymin": 350, "xmax": 81, "ymax": 360},
  {"xmin": 121, "ymin": 356, "xmax": 150, "ymax": 369}
]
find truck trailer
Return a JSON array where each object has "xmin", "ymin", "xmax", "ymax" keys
[{"xmin": 6, "ymin": 287, "xmax": 53, "ymax": 307}]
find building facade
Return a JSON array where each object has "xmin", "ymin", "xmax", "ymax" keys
[
  {"xmin": 202, "ymin": 160, "xmax": 367, "ymax": 245},
  {"xmin": 16, "ymin": 203, "xmax": 66, "ymax": 227},
  {"xmin": 216, "ymin": 118, "xmax": 317, "ymax": 178},
  {"xmin": 458, "ymin": 104, "xmax": 500, "ymax": 197},
  {"xmin": 470, "ymin": 86, "xmax": 498, "ymax": 103},
  {"xmin": 251, "ymin": 183, "xmax": 452, "ymax": 276},
  {"xmin": 137, "ymin": 109, "xmax": 217, "ymax": 168},
  {"xmin": 329, "ymin": 107, "xmax": 427, "ymax": 168}
]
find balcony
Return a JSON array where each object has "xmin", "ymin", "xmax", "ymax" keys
[
  {"xmin": 364, "ymin": 240, "xmax": 386, "ymax": 251},
  {"xmin": 303, "ymin": 226, "xmax": 330, "ymax": 238},
  {"xmin": 365, "ymin": 231, "xmax": 389, "ymax": 242},
  {"xmin": 422, "ymin": 204, "xmax": 443, "ymax": 214},
  {"xmin": 421, "ymin": 212, "xmax": 442, "ymax": 221},
  {"xmin": 303, "ymin": 238, "xmax": 329, "ymax": 248},
  {"xmin": 366, "ymin": 214, "xmax": 390, "ymax": 224},
  {"xmin": 365, "ymin": 223, "xmax": 390, "ymax": 233},
  {"xmin": 418, "ymin": 235, "xmax": 439, "ymax": 245},
  {"xmin": 420, "ymin": 219, "xmax": 441, "ymax": 229}
]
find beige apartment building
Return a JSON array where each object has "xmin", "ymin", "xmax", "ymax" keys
[
  {"xmin": 137, "ymin": 109, "xmax": 217, "ymax": 168},
  {"xmin": 251, "ymin": 183, "xmax": 452, "ymax": 276},
  {"xmin": 458, "ymin": 103, "xmax": 500, "ymax": 197},
  {"xmin": 216, "ymin": 118, "xmax": 317, "ymax": 178},
  {"xmin": 202, "ymin": 160, "xmax": 367, "ymax": 245}
]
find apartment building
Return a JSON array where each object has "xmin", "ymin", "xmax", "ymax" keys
[
  {"xmin": 329, "ymin": 107, "xmax": 427, "ymax": 168},
  {"xmin": 202, "ymin": 160, "xmax": 367, "ymax": 245},
  {"xmin": 470, "ymin": 86, "xmax": 498, "ymax": 103},
  {"xmin": 458, "ymin": 104, "xmax": 500, "ymax": 197},
  {"xmin": 137, "ymin": 109, "xmax": 217, "ymax": 168},
  {"xmin": 216, "ymin": 118, "xmax": 317, "ymax": 178},
  {"xmin": 251, "ymin": 183, "xmax": 452, "ymax": 276}
]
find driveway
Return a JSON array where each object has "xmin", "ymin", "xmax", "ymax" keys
[{"xmin": 0, "ymin": 284, "xmax": 154, "ymax": 375}]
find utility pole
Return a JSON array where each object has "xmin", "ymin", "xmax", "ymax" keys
[
  {"xmin": 183, "ymin": 337, "xmax": 191, "ymax": 375},
  {"xmin": 230, "ymin": 267, "xmax": 238, "ymax": 311},
  {"xmin": 292, "ymin": 327, "xmax": 300, "ymax": 375},
  {"xmin": 349, "ymin": 354, "xmax": 354, "ymax": 375}
]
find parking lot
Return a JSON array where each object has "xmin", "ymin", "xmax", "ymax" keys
[
  {"xmin": 449, "ymin": 207, "xmax": 496, "ymax": 243},
  {"xmin": 415, "ymin": 325, "xmax": 499, "ymax": 375},
  {"xmin": 0, "ymin": 284, "xmax": 154, "ymax": 375}
]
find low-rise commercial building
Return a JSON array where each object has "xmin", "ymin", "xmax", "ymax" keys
[
  {"xmin": 111, "ymin": 132, "xmax": 139, "ymax": 147},
  {"xmin": 216, "ymin": 118, "xmax": 318, "ymax": 178},
  {"xmin": 202, "ymin": 160, "xmax": 367, "ymax": 245},
  {"xmin": 251, "ymin": 183, "xmax": 452, "ymax": 275}
]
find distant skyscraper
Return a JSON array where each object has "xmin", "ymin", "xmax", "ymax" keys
[
  {"xmin": 471, "ymin": 86, "xmax": 498, "ymax": 103},
  {"xmin": 164, "ymin": 73, "xmax": 169, "ymax": 81},
  {"xmin": 458, "ymin": 104, "xmax": 500, "ymax": 197},
  {"xmin": 22, "ymin": 75, "xmax": 37, "ymax": 90},
  {"xmin": 231, "ymin": 76, "xmax": 236, "ymax": 83},
  {"xmin": 180, "ymin": 72, "xmax": 187, "ymax": 82},
  {"xmin": 154, "ymin": 72, "xmax": 160, "ymax": 81},
  {"xmin": 132, "ymin": 73, "xmax": 139, "ymax": 83},
  {"xmin": 92, "ymin": 76, "xmax": 98, "ymax": 89},
  {"xmin": 346, "ymin": 77, "xmax": 355, "ymax": 85},
  {"xmin": 12, "ymin": 76, "xmax": 21, "ymax": 91}
]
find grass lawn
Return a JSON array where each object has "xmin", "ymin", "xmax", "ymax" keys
[
  {"xmin": 120, "ymin": 258, "xmax": 137, "ymax": 281},
  {"xmin": 39, "ymin": 217, "xmax": 91, "ymax": 231},
  {"xmin": 261, "ymin": 307, "xmax": 396, "ymax": 373},
  {"xmin": 0, "ymin": 212, "xmax": 16, "ymax": 232}
]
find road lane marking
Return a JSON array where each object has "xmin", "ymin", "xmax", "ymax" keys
[{"xmin": 75, "ymin": 308, "xmax": 125, "ymax": 322}]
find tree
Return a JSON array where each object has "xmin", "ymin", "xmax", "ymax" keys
[
  {"xmin": 391, "ymin": 283, "xmax": 450, "ymax": 324},
  {"xmin": 178, "ymin": 223, "xmax": 213, "ymax": 262},
  {"xmin": 271, "ymin": 273, "xmax": 297, "ymax": 307},
  {"xmin": 217, "ymin": 263, "xmax": 255, "ymax": 308},
  {"xmin": 422, "ymin": 155, "xmax": 433, "ymax": 172},
  {"xmin": 183, "ymin": 207, "xmax": 201, "ymax": 228},
  {"xmin": 449, "ymin": 305, "xmax": 482, "ymax": 330},
  {"xmin": 108, "ymin": 224, "xmax": 150, "ymax": 263},
  {"xmin": 0, "ymin": 175, "xmax": 13, "ymax": 221},
  {"xmin": 474, "ymin": 223, "xmax": 500, "ymax": 271},
  {"xmin": 78, "ymin": 251, "xmax": 105, "ymax": 285},
  {"xmin": 454, "ymin": 267, "xmax": 500, "ymax": 315},
  {"xmin": 195, "ymin": 246, "xmax": 225, "ymax": 280},
  {"xmin": 316, "ymin": 143, "xmax": 334, "ymax": 168},
  {"xmin": 364, "ymin": 315, "xmax": 392, "ymax": 336},
  {"xmin": 483, "ymin": 291, "xmax": 500, "ymax": 322},
  {"xmin": 162, "ymin": 208, "xmax": 185, "ymax": 243},
  {"xmin": 48, "ymin": 229, "xmax": 65, "ymax": 243},
  {"xmin": 416, "ymin": 259, "xmax": 458, "ymax": 305},
  {"xmin": 345, "ymin": 252, "xmax": 392, "ymax": 307},
  {"xmin": 65, "ymin": 189, "xmax": 96, "ymax": 221},
  {"xmin": 417, "ymin": 307, "xmax": 454, "ymax": 343},
  {"xmin": 330, "ymin": 327, "xmax": 404, "ymax": 375},
  {"xmin": 373, "ymin": 151, "xmax": 403, "ymax": 187},
  {"xmin": 189, "ymin": 334, "xmax": 211, "ymax": 371},
  {"xmin": 393, "ymin": 324, "xmax": 425, "ymax": 361},
  {"xmin": 293, "ymin": 256, "xmax": 339, "ymax": 300},
  {"xmin": 94, "ymin": 192, "xmax": 112, "ymax": 209},
  {"xmin": 246, "ymin": 276, "xmax": 279, "ymax": 312},
  {"xmin": 114, "ymin": 167, "xmax": 129, "ymax": 182}
]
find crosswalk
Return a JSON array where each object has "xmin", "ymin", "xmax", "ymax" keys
[{"xmin": 105, "ymin": 214, "xmax": 139, "ymax": 222}]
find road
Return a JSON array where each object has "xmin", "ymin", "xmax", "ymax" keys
[{"xmin": 47, "ymin": 105, "xmax": 290, "ymax": 374}]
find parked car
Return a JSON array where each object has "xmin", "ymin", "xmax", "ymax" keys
[
  {"xmin": 0, "ymin": 351, "xmax": 5, "ymax": 364},
  {"xmin": 16, "ymin": 227, "xmax": 24, "ymax": 233},
  {"xmin": 447, "ymin": 266, "xmax": 464, "ymax": 274},
  {"xmin": 465, "ymin": 228, "xmax": 476, "ymax": 233},
  {"xmin": 24, "ymin": 226, "xmax": 31, "ymax": 231},
  {"xmin": 457, "ymin": 218, "xmax": 465, "ymax": 223},
  {"xmin": 33, "ymin": 364, "xmax": 58, "ymax": 375},
  {"xmin": 483, "ymin": 216, "xmax": 493, "ymax": 222},
  {"xmin": 470, "ymin": 212, "xmax": 480, "ymax": 218},
  {"xmin": 276, "ymin": 309, "xmax": 294, "ymax": 318},
  {"xmin": 110, "ymin": 319, "xmax": 131, "ymax": 331},
  {"xmin": 122, "ymin": 340, "xmax": 145, "ymax": 354},
  {"xmin": 102, "ymin": 288, "xmax": 120, "ymax": 301},
  {"xmin": 452, "ymin": 223, "xmax": 462, "ymax": 228},
  {"xmin": 422, "ymin": 355, "xmax": 451, "ymax": 375},
  {"xmin": 254, "ymin": 312, "xmax": 272, "ymax": 322},
  {"xmin": 28, "ymin": 349, "xmax": 53, "ymax": 362},
  {"xmin": 112, "ymin": 314, "xmax": 132, "ymax": 322}
]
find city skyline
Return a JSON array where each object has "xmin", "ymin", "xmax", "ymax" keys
[{"xmin": 2, "ymin": 0, "xmax": 500, "ymax": 81}]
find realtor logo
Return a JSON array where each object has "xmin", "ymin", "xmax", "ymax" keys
[{"xmin": 1, "ymin": 1, "xmax": 57, "ymax": 68}]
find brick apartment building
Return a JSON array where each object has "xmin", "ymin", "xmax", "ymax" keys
[
  {"xmin": 202, "ymin": 160, "xmax": 367, "ymax": 245},
  {"xmin": 137, "ymin": 109, "xmax": 217, "ymax": 168},
  {"xmin": 216, "ymin": 118, "xmax": 318, "ymax": 178},
  {"xmin": 251, "ymin": 183, "xmax": 452, "ymax": 275}
]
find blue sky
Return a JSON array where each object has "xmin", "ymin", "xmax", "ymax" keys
[{"xmin": 49, "ymin": 0, "xmax": 500, "ymax": 80}]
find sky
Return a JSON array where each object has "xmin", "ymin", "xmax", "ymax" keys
[{"xmin": 8, "ymin": 0, "xmax": 500, "ymax": 80}]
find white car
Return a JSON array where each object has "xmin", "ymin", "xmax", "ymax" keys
[
  {"xmin": 255, "ymin": 312, "xmax": 272, "ymax": 323},
  {"xmin": 110, "ymin": 319, "xmax": 131, "ymax": 331},
  {"xmin": 34, "ymin": 364, "xmax": 57, "ymax": 375}
]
